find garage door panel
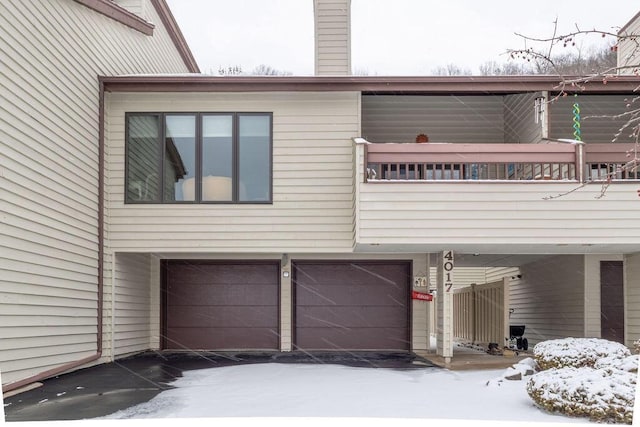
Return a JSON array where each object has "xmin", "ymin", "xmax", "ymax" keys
[
  {"xmin": 295, "ymin": 327, "xmax": 410, "ymax": 350},
  {"xmin": 166, "ymin": 327, "xmax": 279, "ymax": 350},
  {"xmin": 167, "ymin": 284, "xmax": 278, "ymax": 306},
  {"xmin": 164, "ymin": 261, "xmax": 279, "ymax": 350},
  {"xmin": 294, "ymin": 261, "xmax": 410, "ymax": 351},
  {"xmin": 295, "ymin": 263, "xmax": 409, "ymax": 288},
  {"xmin": 296, "ymin": 306, "xmax": 408, "ymax": 328},
  {"xmin": 167, "ymin": 305, "xmax": 278, "ymax": 328},
  {"xmin": 296, "ymin": 284, "xmax": 407, "ymax": 306},
  {"xmin": 166, "ymin": 263, "xmax": 278, "ymax": 286}
]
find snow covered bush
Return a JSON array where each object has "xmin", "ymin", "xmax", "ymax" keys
[
  {"xmin": 595, "ymin": 355, "xmax": 639, "ymax": 373},
  {"xmin": 526, "ymin": 366, "xmax": 636, "ymax": 424},
  {"xmin": 527, "ymin": 338, "xmax": 636, "ymax": 423},
  {"xmin": 533, "ymin": 338, "xmax": 631, "ymax": 370},
  {"xmin": 634, "ymin": 339, "xmax": 640, "ymax": 354}
]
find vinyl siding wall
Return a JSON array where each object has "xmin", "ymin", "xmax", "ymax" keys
[
  {"xmin": 618, "ymin": 16, "xmax": 640, "ymax": 73},
  {"xmin": 361, "ymin": 95, "xmax": 506, "ymax": 143},
  {"xmin": 486, "ymin": 266, "xmax": 520, "ymax": 284},
  {"xmin": 113, "ymin": 0, "xmax": 148, "ymax": 20},
  {"xmin": 112, "ymin": 253, "xmax": 153, "ymax": 357},
  {"xmin": 504, "ymin": 92, "xmax": 544, "ymax": 143},
  {"xmin": 428, "ymin": 267, "xmax": 487, "ymax": 288},
  {"xmin": 624, "ymin": 252, "xmax": 640, "ymax": 348},
  {"xmin": 0, "ymin": 0, "xmax": 190, "ymax": 386},
  {"xmin": 106, "ymin": 91, "xmax": 360, "ymax": 253},
  {"xmin": 508, "ymin": 255, "xmax": 585, "ymax": 346},
  {"xmin": 314, "ymin": 0, "xmax": 351, "ymax": 75},
  {"xmin": 549, "ymin": 95, "xmax": 635, "ymax": 143},
  {"xmin": 356, "ymin": 181, "xmax": 640, "ymax": 249}
]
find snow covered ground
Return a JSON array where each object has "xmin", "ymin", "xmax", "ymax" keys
[
  {"xmin": 95, "ymin": 339, "xmax": 638, "ymax": 426},
  {"xmin": 100, "ymin": 362, "xmax": 604, "ymax": 424}
]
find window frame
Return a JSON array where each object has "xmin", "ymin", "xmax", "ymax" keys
[{"xmin": 124, "ymin": 112, "xmax": 273, "ymax": 205}]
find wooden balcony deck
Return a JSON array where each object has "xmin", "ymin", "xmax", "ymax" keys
[{"xmin": 362, "ymin": 140, "xmax": 638, "ymax": 183}]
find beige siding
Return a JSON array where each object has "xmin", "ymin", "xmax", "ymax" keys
[
  {"xmin": 504, "ymin": 92, "xmax": 543, "ymax": 143},
  {"xmin": 618, "ymin": 15, "xmax": 640, "ymax": 73},
  {"xmin": 106, "ymin": 91, "xmax": 360, "ymax": 253},
  {"xmin": 113, "ymin": 253, "xmax": 152, "ymax": 356},
  {"xmin": 113, "ymin": 0, "xmax": 148, "ymax": 20},
  {"xmin": 509, "ymin": 255, "xmax": 585, "ymax": 346},
  {"xmin": 314, "ymin": 0, "xmax": 351, "ymax": 75},
  {"xmin": 624, "ymin": 253, "xmax": 640, "ymax": 348},
  {"xmin": 429, "ymin": 267, "xmax": 486, "ymax": 288},
  {"xmin": 361, "ymin": 95, "xmax": 506, "ymax": 143},
  {"xmin": 486, "ymin": 267, "xmax": 520, "ymax": 284},
  {"xmin": 584, "ymin": 254, "xmax": 624, "ymax": 338},
  {"xmin": 0, "ymin": 0, "xmax": 190, "ymax": 386},
  {"xmin": 357, "ymin": 181, "xmax": 640, "ymax": 248},
  {"xmin": 149, "ymin": 255, "xmax": 161, "ymax": 349},
  {"xmin": 549, "ymin": 95, "xmax": 635, "ymax": 143}
]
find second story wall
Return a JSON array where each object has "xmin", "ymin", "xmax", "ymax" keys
[{"xmin": 106, "ymin": 91, "xmax": 361, "ymax": 253}]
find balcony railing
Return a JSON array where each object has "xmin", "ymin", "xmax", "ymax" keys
[
  {"xmin": 362, "ymin": 140, "xmax": 638, "ymax": 183},
  {"xmin": 585, "ymin": 143, "xmax": 640, "ymax": 180}
]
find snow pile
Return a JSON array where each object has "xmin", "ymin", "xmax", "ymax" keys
[
  {"xmin": 526, "ymin": 366, "xmax": 636, "ymax": 424},
  {"xmin": 634, "ymin": 339, "xmax": 640, "ymax": 354},
  {"xmin": 533, "ymin": 337, "xmax": 631, "ymax": 370},
  {"xmin": 526, "ymin": 337, "xmax": 637, "ymax": 424},
  {"xmin": 486, "ymin": 357, "xmax": 538, "ymax": 386}
]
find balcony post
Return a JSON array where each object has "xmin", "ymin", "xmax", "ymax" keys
[
  {"xmin": 353, "ymin": 137, "xmax": 369, "ymax": 183},
  {"xmin": 574, "ymin": 141, "xmax": 585, "ymax": 182}
]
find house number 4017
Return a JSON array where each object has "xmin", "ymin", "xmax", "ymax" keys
[{"xmin": 444, "ymin": 251, "xmax": 454, "ymax": 292}]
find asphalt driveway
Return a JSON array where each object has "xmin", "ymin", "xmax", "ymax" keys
[{"xmin": 3, "ymin": 351, "xmax": 433, "ymax": 421}]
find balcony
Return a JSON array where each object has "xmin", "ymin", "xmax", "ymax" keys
[
  {"xmin": 353, "ymin": 139, "xmax": 640, "ymax": 254},
  {"xmin": 361, "ymin": 140, "xmax": 638, "ymax": 183}
]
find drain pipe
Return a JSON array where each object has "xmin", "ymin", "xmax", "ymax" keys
[{"xmin": 2, "ymin": 80, "xmax": 106, "ymax": 393}]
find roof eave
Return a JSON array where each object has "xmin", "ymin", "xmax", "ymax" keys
[{"xmin": 101, "ymin": 75, "xmax": 640, "ymax": 94}]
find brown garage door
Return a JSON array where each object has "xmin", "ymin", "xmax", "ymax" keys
[
  {"xmin": 163, "ymin": 261, "xmax": 279, "ymax": 350},
  {"xmin": 293, "ymin": 261, "xmax": 410, "ymax": 351}
]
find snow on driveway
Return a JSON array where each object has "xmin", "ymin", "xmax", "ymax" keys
[{"xmin": 101, "ymin": 363, "xmax": 593, "ymax": 423}]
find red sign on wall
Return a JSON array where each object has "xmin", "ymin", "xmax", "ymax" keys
[{"xmin": 412, "ymin": 291, "xmax": 433, "ymax": 301}]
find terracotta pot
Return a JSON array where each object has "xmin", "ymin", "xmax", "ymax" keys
[{"xmin": 416, "ymin": 133, "xmax": 429, "ymax": 143}]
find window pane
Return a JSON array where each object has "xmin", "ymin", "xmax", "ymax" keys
[
  {"xmin": 202, "ymin": 115, "xmax": 233, "ymax": 201},
  {"xmin": 126, "ymin": 115, "xmax": 160, "ymax": 202},
  {"xmin": 164, "ymin": 115, "xmax": 196, "ymax": 202},
  {"xmin": 238, "ymin": 115, "xmax": 271, "ymax": 202}
]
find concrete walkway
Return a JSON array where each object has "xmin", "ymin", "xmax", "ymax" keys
[{"xmin": 424, "ymin": 352, "xmax": 530, "ymax": 370}]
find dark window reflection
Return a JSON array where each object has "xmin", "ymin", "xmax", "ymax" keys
[
  {"xmin": 126, "ymin": 115, "xmax": 161, "ymax": 202},
  {"xmin": 164, "ymin": 115, "xmax": 196, "ymax": 202}
]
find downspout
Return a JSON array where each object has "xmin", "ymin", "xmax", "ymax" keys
[{"xmin": 2, "ymin": 80, "xmax": 106, "ymax": 393}]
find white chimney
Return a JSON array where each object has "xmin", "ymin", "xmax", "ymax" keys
[{"xmin": 313, "ymin": 0, "xmax": 351, "ymax": 75}]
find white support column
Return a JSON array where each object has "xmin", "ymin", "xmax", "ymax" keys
[
  {"xmin": 280, "ymin": 254, "xmax": 292, "ymax": 351},
  {"xmin": 425, "ymin": 253, "xmax": 431, "ymax": 350},
  {"xmin": 436, "ymin": 251, "xmax": 454, "ymax": 362}
]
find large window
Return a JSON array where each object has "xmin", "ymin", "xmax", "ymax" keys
[{"xmin": 125, "ymin": 113, "xmax": 272, "ymax": 204}]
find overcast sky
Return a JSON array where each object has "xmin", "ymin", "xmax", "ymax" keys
[{"xmin": 165, "ymin": 0, "xmax": 639, "ymax": 75}]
